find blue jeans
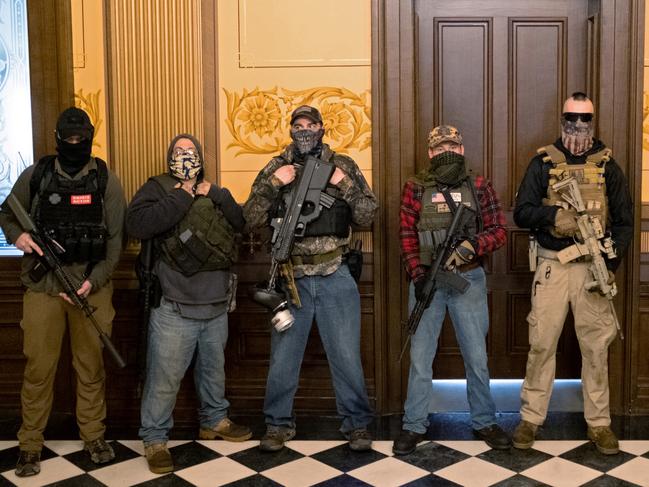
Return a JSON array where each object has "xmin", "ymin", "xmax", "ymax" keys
[
  {"xmin": 403, "ymin": 266, "xmax": 496, "ymax": 433},
  {"xmin": 264, "ymin": 265, "xmax": 373, "ymax": 433},
  {"xmin": 139, "ymin": 298, "xmax": 230, "ymax": 445}
]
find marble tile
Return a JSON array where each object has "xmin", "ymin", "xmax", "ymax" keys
[
  {"xmin": 434, "ymin": 440, "xmax": 491, "ymax": 457},
  {"xmin": 196, "ymin": 440, "xmax": 258, "ymax": 457},
  {"xmin": 618, "ymin": 440, "xmax": 649, "ymax": 456},
  {"xmin": 285, "ymin": 441, "xmax": 346, "ymax": 457},
  {"xmin": 434, "ymin": 457, "xmax": 516, "ymax": 487},
  {"xmin": 559, "ymin": 441, "xmax": 635, "ymax": 472},
  {"xmin": 2, "ymin": 457, "xmax": 84, "ymax": 487},
  {"xmin": 531, "ymin": 440, "xmax": 588, "ymax": 457},
  {"xmin": 520, "ymin": 457, "xmax": 603, "ymax": 487},
  {"xmin": 606, "ymin": 456, "xmax": 649, "ymax": 486},
  {"xmin": 261, "ymin": 457, "xmax": 341, "ymax": 487},
  {"xmin": 348, "ymin": 457, "xmax": 429, "ymax": 487},
  {"xmin": 89, "ymin": 456, "xmax": 164, "ymax": 486},
  {"xmin": 175, "ymin": 457, "xmax": 256, "ymax": 487},
  {"xmin": 478, "ymin": 446, "xmax": 553, "ymax": 472},
  {"xmin": 396, "ymin": 442, "xmax": 470, "ymax": 473},
  {"xmin": 311, "ymin": 443, "xmax": 386, "ymax": 472},
  {"xmin": 228, "ymin": 445, "xmax": 303, "ymax": 472}
]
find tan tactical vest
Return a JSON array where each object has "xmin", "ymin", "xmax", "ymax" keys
[
  {"xmin": 416, "ymin": 179, "xmax": 478, "ymax": 265},
  {"xmin": 539, "ymin": 144, "xmax": 609, "ymax": 237}
]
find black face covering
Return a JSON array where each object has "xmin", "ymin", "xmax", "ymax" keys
[
  {"xmin": 55, "ymin": 107, "xmax": 94, "ymax": 175},
  {"xmin": 56, "ymin": 138, "xmax": 93, "ymax": 175},
  {"xmin": 291, "ymin": 128, "xmax": 324, "ymax": 157},
  {"xmin": 427, "ymin": 150, "xmax": 467, "ymax": 186}
]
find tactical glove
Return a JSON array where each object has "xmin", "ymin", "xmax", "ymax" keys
[
  {"xmin": 444, "ymin": 240, "xmax": 476, "ymax": 270},
  {"xmin": 554, "ymin": 208, "xmax": 578, "ymax": 236},
  {"xmin": 414, "ymin": 278, "xmax": 427, "ymax": 302}
]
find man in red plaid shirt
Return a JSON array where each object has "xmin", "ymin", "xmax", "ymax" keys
[{"xmin": 393, "ymin": 125, "xmax": 510, "ymax": 455}]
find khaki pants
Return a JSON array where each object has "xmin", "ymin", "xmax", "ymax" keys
[
  {"xmin": 18, "ymin": 284, "xmax": 115, "ymax": 452},
  {"xmin": 520, "ymin": 257, "xmax": 617, "ymax": 428}
]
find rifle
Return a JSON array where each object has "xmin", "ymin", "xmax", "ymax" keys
[
  {"xmin": 399, "ymin": 203, "xmax": 473, "ymax": 362},
  {"xmin": 5, "ymin": 193, "xmax": 127, "ymax": 367},
  {"xmin": 252, "ymin": 156, "xmax": 335, "ymax": 331},
  {"xmin": 135, "ymin": 239, "xmax": 157, "ymax": 395},
  {"xmin": 551, "ymin": 176, "xmax": 623, "ymax": 340}
]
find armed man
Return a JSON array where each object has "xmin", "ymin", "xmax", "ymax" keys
[
  {"xmin": 244, "ymin": 105, "xmax": 377, "ymax": 452},
  {"xmin": 393, "ymin": 125, "xmax": 510, "ymax": 455},
  {"xmin": 0, "ymin": 107, "xmax": 126, "ymax": 477},
  {"xmin": 513, "ymin": 92, "xmax": 633, "ymax": 455},
  {"xmin": 126, "ymin": 134, "xmax": 250, "ymax": 474}
]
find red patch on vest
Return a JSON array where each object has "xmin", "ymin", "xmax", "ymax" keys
[{"xmin": 71, "ymin": 194, "xmax": 92, "ymax": 205}]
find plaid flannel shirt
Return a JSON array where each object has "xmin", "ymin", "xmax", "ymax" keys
[{"xmin": 400, "ymin": 175, "xmax": 506, "ymax": 282}]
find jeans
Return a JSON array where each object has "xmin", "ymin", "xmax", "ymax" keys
[
  {"xmin": 403, "ymin": 266, "xmax": 496, "ymax": 433},
  {"xmin": 140, "ymin": 298, "xmax": 229, "ymax": 445},
  {"xmin": 263, "ymin": 264, "xmax": 373, "ymax": 433}
]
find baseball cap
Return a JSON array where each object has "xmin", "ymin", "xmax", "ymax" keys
[
  {"xmin": 56, "ymin": 107, "xmax": 94, "ymax": 141},
  {"xmin": 427, "ymin": 124, "xmax": 463, "ymax": 149},
  {"xmin": 289, "ymin": 105, "xmax": 323, "ymax": 125}
]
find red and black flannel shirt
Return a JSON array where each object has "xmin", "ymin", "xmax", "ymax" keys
[{"xmin": 400, "ymin": 175, "xmax": 506, "ymax": 282}]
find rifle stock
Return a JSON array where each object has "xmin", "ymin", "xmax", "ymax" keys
[{"xmin": 5, "ymin": 193, "xmax": 127, "ymax": 368}]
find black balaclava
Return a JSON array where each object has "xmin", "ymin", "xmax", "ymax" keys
[
  {"xmin": 423, "ymin": 150, "xmax": 467, "ymax": 186},
  {"xmin": 166, "ymin": 133, "xmax": 204, "ymax": 181},
  {"xmin": 55, "ymin": 107, "xmax": 94, "ymax": 175}
]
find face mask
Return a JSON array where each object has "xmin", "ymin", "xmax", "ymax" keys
[
  {"xmin": 291, "ymin": 128, "xmax": 324, "ymax": 156},
  {"xmin": 169, "ymin": 149, "xmax": 201, "ymax": 180},
  {"xmin": 56, "ymin": 138, "xmax": 92, "ymax": 169},
  {"xmin": 561, "ymin": 116, "xmax": 594, "ymax": 156},
  {"xmin": 428, "ymin": 150, "xmax": 466, "ymax": 186}
]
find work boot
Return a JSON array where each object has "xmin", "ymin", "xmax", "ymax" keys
[
  {"xmin": 473, "ymin": 424, "xmax": 511, "ymax": 450},
  {"xmin": 512, "ymin": 420, "xmax": 538, "ymax": 450},
  {"xmin": 198, "ymin": 417, "xmax": 252, "ymax": 442},
  {"xmin": 345, "ymin": 428, "xmax": 373, "ymax": 451},
  {"xmin": 587, "ymin": 426, "xmax": 619, "ymax": 455},
  {"xmin": 84, "ymin": 438, "xmax": 115, "ymax": 464},
  {"xmin": 392, "ymin": 430, "xmax": 425, "ymax": 456},
  {"xmin": 259, "ymin": 425, "xmax": 296, "ymax": 452},
  {"xmin": 15, "ymin": 450, "xmax": 40, "ymax": 477},
  {"xmin": 145, "ymin": 442, "xmax": 174, "ymax": 474}
]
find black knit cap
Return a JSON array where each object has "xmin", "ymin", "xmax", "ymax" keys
[{"xmin": 56, "ymin": 107, "xmax": 94, "ymax": 141}]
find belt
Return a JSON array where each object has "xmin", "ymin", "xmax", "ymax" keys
[
  {"xmin": 537, "ymin": 246, "xmax": 591, "ymax": 263},
  {"xmin": 291, "ymin": 246, "xmax": 346, "ymax": 266},
  {"xmin": 456, "ymin": 260, "xmax": 481, "ymax": 272}
]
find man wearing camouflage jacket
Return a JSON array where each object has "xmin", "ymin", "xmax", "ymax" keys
[{"xmin": 244, "ymin": 105, "xmax": 377, "ymax": 452}]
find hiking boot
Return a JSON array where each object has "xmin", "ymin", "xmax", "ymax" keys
[
  {"xmin": 15, "ymin": 450, "xmax": 40, "ymax": 477},
  {"xmin": 512, "ymin": 420, "xmax": 538, "ymax": 450},
  {"xmin": 392, "ymin": 430, "xmax": 425, "ymax": 456},
  {"xmin": 199, "ymin": 417, "xmax": 252, "ymax": 442},
  {"xmin": 84, "ymin": 438, "xmax": 115, "ymax": 464},
  {"xmin": 144, "ymin": 442, "xmax": 174, "ymax": 474},
  {"xmin": 259, "ymin": 425, "xmax": 295, "ymax": 452},
  {"xmin": 473, "ymin": 424, "xmax": 511, "ymax": 450},
  {"xmin": 587, "ymin": 426, "xmax": 619, "ymax": 455},
  {"xmin": 345, "ymin": 428, "xmax": 373, "ymax": 451}
]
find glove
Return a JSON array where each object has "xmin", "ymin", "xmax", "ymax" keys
[
  {"xmin": 414, "ymin": 278, "xmax": 427, "ymax": 302},
  {"xmin": 444, "ymin": 240, "xmax": 476, "ymax": 270},
  {"xmin": 554, "ymin": 208, "xmax": 578, "ymax": 236}
]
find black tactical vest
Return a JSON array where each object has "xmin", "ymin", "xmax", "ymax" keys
[{"xmin": 32, "ymin": 156, "xmax": 108, "ymax": 264}]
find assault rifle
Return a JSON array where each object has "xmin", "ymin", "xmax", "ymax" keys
[
  {"xmin": 551, "ymin": 177, "xmax": 623, "ymax": 340},
  {"xmin": 4, "ymin": 193, "xmax": 127, "ymax": 367},
  {"xmin": 135, "ymin": 239, "xmax": 157, "ymax": 395},
  {"xmin": 252, "ymin": 156, "xmax": 335, "ymax": 332},
  {"xmin": 399, "ymin": 203, "xmax": 473, "ymax": 362}
]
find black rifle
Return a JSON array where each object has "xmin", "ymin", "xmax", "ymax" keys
[
  {"xmin": 252, "ymin": 156, "xmax": 335, "ymax": 330},
  {"xmin": 135, "ymin": 239, "xmax": 157, "ymax": 395},
  {"xmin": 5, "ymin": 193, "xmax": 127, "ymax": 368},
  {"xmin": 398, "ymin": 203, "xmax": 473, "ymax": 362}
]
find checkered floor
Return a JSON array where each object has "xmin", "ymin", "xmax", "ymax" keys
[{"xmin": 1, "ymin": 439, "xmax": 649, "ymax": 487}]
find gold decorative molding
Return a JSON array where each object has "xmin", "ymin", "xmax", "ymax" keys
[
  {"xmin": 75, "ymin": 89, "xmax": 102, "ymax": 150},
  {"xmin": 223, "ymin": 86, "xmax": 371, "ymax": 156}
]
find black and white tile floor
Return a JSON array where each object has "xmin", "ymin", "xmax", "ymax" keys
[{"xmin": 1, "ymin": 414, "xmax": 648, "ymax": 487}]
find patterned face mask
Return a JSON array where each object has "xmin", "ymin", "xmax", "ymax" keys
[
  {"xmin": 561, "ymin": 116, "xmax": 594, "ymax": 156},
  {"xmin": 169, "ymin": 148, "xmax": 201, "ymax": 180},
  {"xmin": 290, "ymin": 128, "xmax": 324, "ymax": 156}
]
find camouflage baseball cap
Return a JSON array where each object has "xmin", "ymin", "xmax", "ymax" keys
[
  {"xmin": 427, "ymin": 124, "xmax": 463, "ymax": 148},
  {"xmin": 290, "ymin": 105, "xmax": 323, "ymax": 125}
]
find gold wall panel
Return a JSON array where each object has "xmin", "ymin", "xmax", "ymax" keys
[{"xmin": 107, "ymin": 0, "xmax": 203, "ymax": 200}]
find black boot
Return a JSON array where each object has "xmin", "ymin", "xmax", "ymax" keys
[
  {"xmin": 392, "ymin": 430, "xmax": 425, "ymax": 455},
  {"xmin": 473, "ymin": 424, "xmax": 511, "ymax": 450}
]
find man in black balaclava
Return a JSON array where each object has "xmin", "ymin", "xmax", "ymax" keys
[{"xmin": 0, "ymin": 106, "xmax": 126, "ymax": 477}]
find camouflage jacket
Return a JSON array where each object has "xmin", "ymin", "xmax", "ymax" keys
[{"xmin": 244, "ymin": 143, "xmax": 377, "ymax": 277}]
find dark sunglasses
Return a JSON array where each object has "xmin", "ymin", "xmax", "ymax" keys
[{"xmin": 562, "ymin": 112, "xmax": 593, "ymax": 123}]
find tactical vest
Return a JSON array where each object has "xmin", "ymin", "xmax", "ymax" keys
[
  {"xmin": 416, "ymin": 178, "xmax": 478, "ymax": 266},
  {"xmin": 274, "ymin": 162, "xmax": 352, "ymax": 239},
  {"xmin": 538, "ymin": 144, "xmax": 609, "ymax": 237},
  {"xmin": 32, "ymin": 156, "xmax": 108, "ymax": 264},
  {"xmin": 153, "ymin": 174, "xmax": 238, "ymax": 276}
]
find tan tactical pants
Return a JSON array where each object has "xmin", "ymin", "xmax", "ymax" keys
[
  {"xmin": 18, "ymin": 284, "xmax": 115, "ymax": 452},
  {"xmin": 519, "ymin": 257, "xmax": 617, "ymax": 428}
]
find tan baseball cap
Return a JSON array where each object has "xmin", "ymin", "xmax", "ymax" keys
[{"xmin": 427, "ymin": 124, "xmax": 463, "ymax": 148}]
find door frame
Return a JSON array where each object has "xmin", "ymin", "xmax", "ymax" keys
[{"xmin": 370, "ymin": 0, "xmax": 645, "ymax": 414}]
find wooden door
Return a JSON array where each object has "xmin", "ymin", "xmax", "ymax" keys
[{"xmin": 412, "ymin": 0, "xmax": 595, "ymax": 379}]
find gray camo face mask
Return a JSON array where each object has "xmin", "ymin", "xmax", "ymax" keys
[{"xmin": 291, "ymin": 128, "xmax": 324, "ymax": 155}]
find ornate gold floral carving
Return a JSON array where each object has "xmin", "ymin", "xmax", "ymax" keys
[
  {"xmin": 643, "ymin": 92, "xmax": 649, "ymax": 152},
  {"xmin": 75, "ymin": 88, "xmax": 103, "ymax": 149},
  {"xmin": 223, "ymin": 86, "xmax": 371, "ymax": 155}
]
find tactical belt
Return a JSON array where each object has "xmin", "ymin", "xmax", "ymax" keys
[
  {"xmin": 291, "ymin": 246, "xmax": 346, "ymax": 266},
  {"xmin": 537, "ymin": 246, "xmax": 590, "ymax": 263}
]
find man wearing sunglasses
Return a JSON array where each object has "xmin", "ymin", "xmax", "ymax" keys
[{"xmin": 512, "ymin": 92, "xmax": 633, "ymax": 455}]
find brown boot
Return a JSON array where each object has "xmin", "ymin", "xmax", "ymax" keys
[
  {"xmin": 144, "ymin": 443, "xmax": 174, "ymax": 474},
  {"xmin": 15, "ymin": 450, "xmax": 40, "ymax": 477},
  {"xmin": 512, "ymin": 420, "xmax": 538, "ymax": 450},
  {"xmin": 198, "ymin": 417, "xmax": 252, "ymax": 442},
  {"xmin": 587, "ymin": 426, "xmax": 619, "ymax": 455}
]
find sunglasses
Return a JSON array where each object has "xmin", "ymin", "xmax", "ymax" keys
[{"xmin": 562, "ymin": 112, "xmax": 593, "ymax": 123}]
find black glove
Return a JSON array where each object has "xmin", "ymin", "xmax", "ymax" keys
[{"xmin": 414, "ymin": 278, "xmax": 427, "ymax": 302}]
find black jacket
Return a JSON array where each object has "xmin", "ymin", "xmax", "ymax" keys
[{"xmin": 514, "ymin": 138, "xmax": 633, "ymax": 271}]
